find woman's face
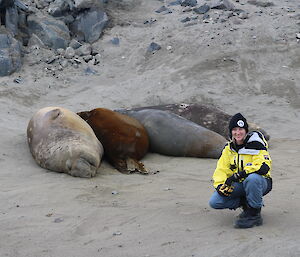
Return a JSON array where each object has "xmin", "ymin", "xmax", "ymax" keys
[{"xmin": 232, "ymin": 127, "xmax": 246, "ymax": 145}]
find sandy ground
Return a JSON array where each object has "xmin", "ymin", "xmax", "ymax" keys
[{"xmin": 1, "ymin": 0, "xmax": 300, "ymax": 256}]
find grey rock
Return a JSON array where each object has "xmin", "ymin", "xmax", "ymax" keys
[
  {"xmin": 110, "ymin": 37, "xmax": 119, "ymax": 45},
  {"xmin": 13, "ymin": 77, "xmax": 23, "ymax": 83},
  {"xmin": 239, "ymin": 11, "xmax": 248, "ymax": 19},
  {"xmin": 247, "ymin": 0, "xmax": 274, "ymax": 7},
  {"xmin": 143, "ymin": 18, "xmax": 157, "ymax": 25},
  {"xmin": 181, "ymin": 17, "xmax": 191, "ymax": 23},
  {"xmin": 64, "ymin": 46, "xmax": 75, "ymax": 58},
  {"xmin": 193, "ymin": 4, "xmax": 210, "ymax": 14},
  {"xmin": 182, "ymin": 6, "xmax": 192, "ymax": 12},
  {"xmin": 59, "ymin": 59, "xmax": 68, "ymax": 67},
  {"xmin": 147, "ymin": 42, "xmax": 161, "ymax": 53},
  {"xmin": 184, "ymin": 21, "xmax": 198, "ymax": 27},
  {"xmin": 155, "ymin": 6, "xmax": 168, "ymax": 13},
  {"xmin": 55, "ymin": 14, "xmax": 75, "ymax": 25},
  {"xmin": 84, "ymin": 66, "xmax": 97, "ymax": 75},
  {"xmin": 74, "ymin": 0, "xmax": 103, "ymax": 10},
  {"xmin": 48, "ymin": 0, "xmax": 73, "ymax": 17},
  {"xmin": 56, "ymin": 48, "xmax": 65, "ymax": 55},
  {"xmin": 0, "ymin": 33, "xmax": 22, "ymax": 76},
  {"xmin": 284, "ymin": 7, "xmax": 295, "ymax": 13},
  {"xmin": 168, "ymin": 0, "xmax": 181, "ymax": 6},
  {"xmin": 181, "ymin": 0, "xmax": 197, "ymax": 7},
  {"xmin": 54, "ymin": 217, "xmax": 64, "ymax": 223},
  {"xmin": 35, "ymin": 0, "xmax": 49, "ymax": 9},
  {"xmin": 70, "ymin": 8, "xmax": 108, "ymax": 43},
  {"xmin": 83, "ymin": 54, "xmax": 93, "ymax": 62},
  {"xmin": 94, "ymin": 53, "xmax": 101, "ymax": 64},
  {"xmin": 27, "ymin": 13, "xmax": 70, "ymax": 49},
  {"xmin": 209, "ymin": 0, "xmax": 235, "ymax": 10},
  {"xmin": 5, "ymin": 6, "xmax": 18, "ymax": 36},
  {"xmin": 45, "ymin": 55, "xmax": 57, "ymax": 64},
  {"xmin": 69, "ymin": 38, "xmax": 82, "ymax": 49},
  {"xmin": 75, "ymin": 43, "xmax": 92, "ymax": 56},
  {"xmin": 27, "ymin": 33, "xmax": 47, "ymax": 48}
]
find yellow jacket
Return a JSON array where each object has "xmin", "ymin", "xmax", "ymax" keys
[{"xmin": 213, "ymin": 131, "xmax": 272, "ymax": 188}]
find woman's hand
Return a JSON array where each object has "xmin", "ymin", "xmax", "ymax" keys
[{"xmin": 216, "ymin": 184, "xmax": 234, "ymax": 197}]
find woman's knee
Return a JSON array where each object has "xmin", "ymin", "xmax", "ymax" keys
[
  {"xmin": 209, "ymin": 198, "xmax": 220, "ymax": 209},
  {"xmin": 209, "ymin": 193, "xmax": 225, "ymax": 209},
  {"xmin": 245, "ymin": 173, "xmax": 264, "ymax": 184}
]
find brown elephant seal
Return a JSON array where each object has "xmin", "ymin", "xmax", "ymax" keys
[
  {"xmin": 117, "ymin": 109, "xmax": 227, "ymax": 158},
  {"xmin": 117, "ymin": 103, "xmax": 270, "ymax": 141},
  {"xmin": 77, "ymin": 108, "xmax": 149, "ymax": 174},
  {"xmin": 27, "ymin": 107, "xmax": 104, "ymax": 178}
]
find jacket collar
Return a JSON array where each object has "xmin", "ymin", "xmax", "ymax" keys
[{"xmin": 230, "ymin": 131, "xmax": 267, "ymax": 153}]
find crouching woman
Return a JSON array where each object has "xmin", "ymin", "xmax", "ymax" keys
[{"xmin": 209, "ymin": 113, "xmax": 272, "ymax": 228}]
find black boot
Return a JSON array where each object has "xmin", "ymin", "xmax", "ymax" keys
[{"xmin": 235, "ymin": 207, "xmax": 263, "ymax": 228}]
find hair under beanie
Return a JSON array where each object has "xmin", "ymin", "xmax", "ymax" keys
[{"xmin": 228, "ymin": 113, "xmax": 248, "ymax": 138}]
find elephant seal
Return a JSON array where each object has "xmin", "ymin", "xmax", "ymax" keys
[
  {"xmin": 77, "ymin": 108, "xmax": 149, "ymax": 174},
  {"xmin": 117, "ymin": 109, "xmax": 227, "ymax": 158},
  {"xmin": 117, "ymin": 103, "xmax": 270, "ymax": 141},
  {"xmin": 27, "ymin": 107, "xmax": 103, "ymax": 178}
]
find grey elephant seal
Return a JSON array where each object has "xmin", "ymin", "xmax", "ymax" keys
[
  {"xmin": 27, "ymin": 107, "xmax": 104, "ymax": 178},
  {"xmin": 118, "ymin": 103, "xmax": 270, "ymax": 141},
  {"xmin": 117, "ymin": 109, "xmax": 227, "ymax": 158}
]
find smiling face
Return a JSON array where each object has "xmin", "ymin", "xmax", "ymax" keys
[{"xmin": 232, "ymin": 127, "xmax": 247, "ymax": 145}]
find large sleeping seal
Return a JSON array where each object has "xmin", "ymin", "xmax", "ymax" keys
[
  {"xmin": 77, "ymin": 108, "xmax": 149, "ymax": 174},
  {"xmin": 27, "ymin": 107, "xmax": 104, "ymax": 178},
  {"xmin": 117, "ymin": 103, "xmax": 270, "ymax": 141},
  {"xmin": 117, "ymin": 109, "xmax": 227, "ymax": 158}
]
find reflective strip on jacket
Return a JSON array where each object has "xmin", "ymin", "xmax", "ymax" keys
[{"xmin": 212, "ymin": 131, "xmax": 272, "ymax": 188}]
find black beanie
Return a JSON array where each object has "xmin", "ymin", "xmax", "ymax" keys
[{"xmin": 228, "ymin": 113, "xmax": 248, "ymax": 138}]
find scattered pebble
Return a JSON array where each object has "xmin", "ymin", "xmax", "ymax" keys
[
  {"xmin": 84, "ymin": 66, "xmax": 97, "ymax": 75},
  {"xmin": 147, "ymin": 42, "xmax": 161, "ymax": 53},
  {"xmin": 13, "ymin": 78, "xmax": 23, "ymax": 83},
  {"xmin": 64, "ymin": 47, "xmax": 75, "ymax": 59},
  {"xmin": 144, "ymin": 18, "xmax": 157, "ymax": 24},
  {"xmin": 181, "ymin": 0, "xmax": 197, "ymax": 7},
  {"xmin": 111, "ymin": 37, "xmax": 120, "ymax": 45},
  {"xmin": 239, "ymin": 12, "xmax": 248, "ymax": 19},
  {"xmin": 181, "ymin": 17, "xmax": 191, "ymax": 23},
  {"xmin": 168, "ymin": 0, "xmax": 181, "ymax": 6},
  {"xmin": 54, "ymin": 218, "xmax": 64, "ymax": 223},
  {"xmin": 155, "ymin": 6, "xmax": 168, "ymax": 13},
  {"xmin": 194, "ymin": 4, "xmax": 210, "ymax": 15}
]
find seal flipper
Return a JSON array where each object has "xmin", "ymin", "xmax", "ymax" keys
[
  {"xmin": 126, "ymin": 158, "xmax": 149, "ymax": 175},
  {"xmin": 110, "ymin": 157, "xmax": 149, "ymax": 175}
]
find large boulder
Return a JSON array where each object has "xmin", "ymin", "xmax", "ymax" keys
[
  {"xmin": 4, "ymin": 6, "xmax": 18, "ymax": 36},
  {"xmin": 48, "ymin": 0, "xmax": 104, "ymax": 17},
  {"xmin": 70, "ymin": 8, "xmax": 108, "ymax": 43},
  {"xmin": 27, "ymin": 13, "xmax": 71, "ymax": 49},
  {"xmin": 0, "ymin": 32, "xmax": 22, "ymax": 76},
  {"xmin": 48, "ymin": 0, "xmax": 74, "ymax": 17}
]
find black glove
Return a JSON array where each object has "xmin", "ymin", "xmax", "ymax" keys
[
  {"xmin": 216, "ymin": 184, "xmax": 234, "ymax": 197},
  {"xmin": 225, "ymin": 170, "xmax": 248, "ymax": 185}
]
